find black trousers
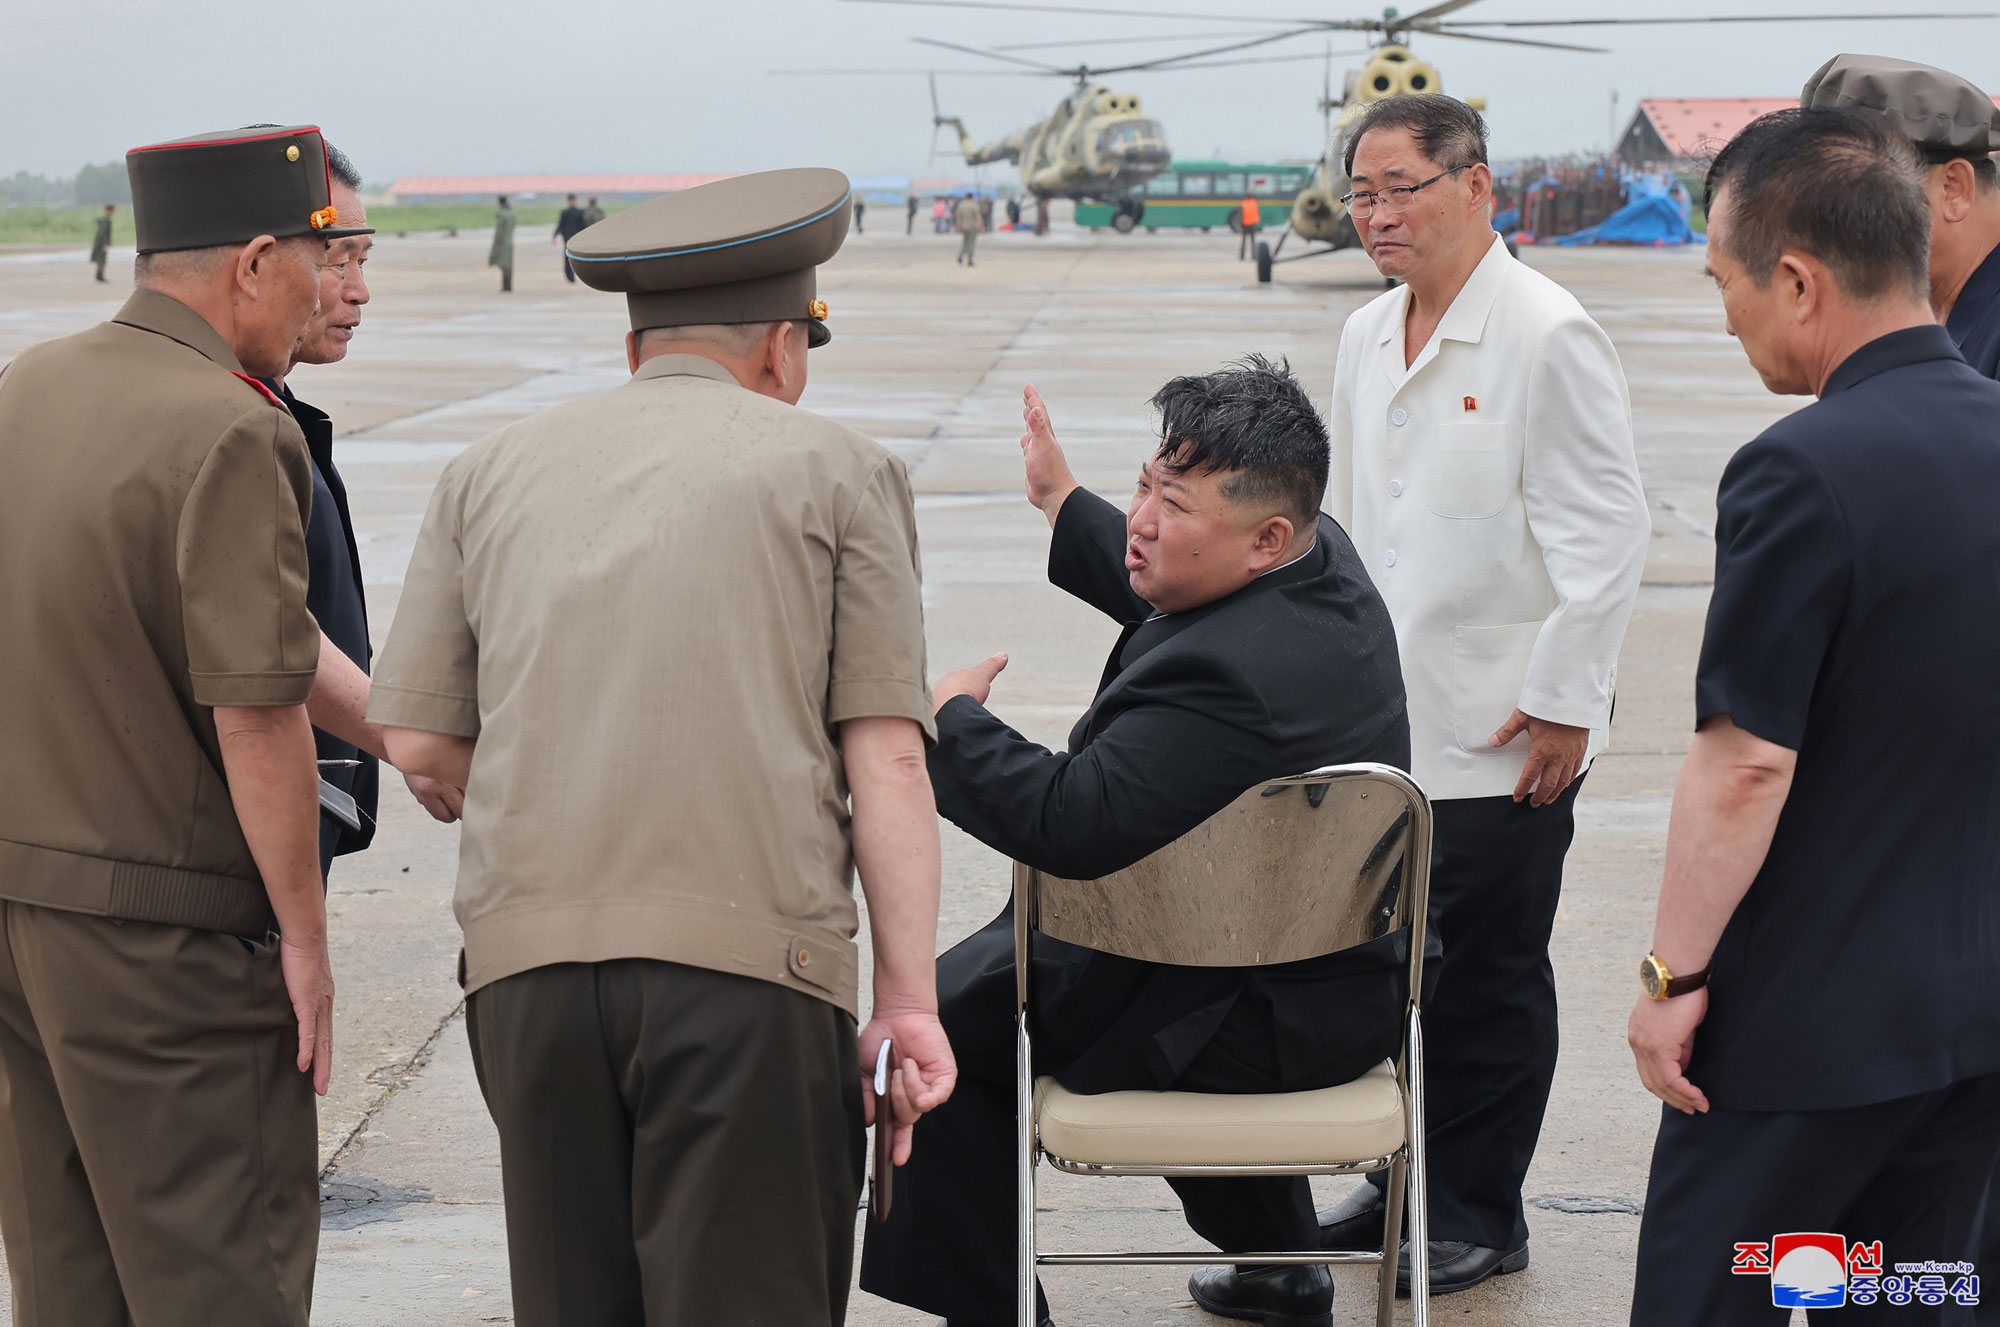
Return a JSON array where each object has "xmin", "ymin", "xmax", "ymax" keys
[
  {"xmin": 467, "ymin": 960, "xmax": 864, "ymax": 1327},
  {"xmin": 860, "ymin": 914, "xmax": 1329, "ymax": 1324},
  {"xmin": 561, "ymin": 251, "xmax": 576, "ymax": 281},
  {"xmin": 1364, "ymin": 775, "xmax": 1582, "ymax": 1250},
  {"xmin": 1631, "ymin": 1072, "xmax": 2000, "ymax": 1326}
]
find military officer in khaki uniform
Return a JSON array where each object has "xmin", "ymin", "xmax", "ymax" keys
[
  {"xmin": 371, "ymin": 168, "xmax": 958, "ymax": 1327},
  {"xmin": 0, "ymin": 125, "xmax": 371, "ymax": 1326}
]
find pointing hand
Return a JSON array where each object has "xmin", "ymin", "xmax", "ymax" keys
[{"xmin": 932, "ymin": 652, "xmax": 1009, "ymax": 713}]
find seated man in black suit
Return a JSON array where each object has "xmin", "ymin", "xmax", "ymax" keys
[{"xmin": 861, "ymin": 357, "xmax": 1413, "ymax": 1327}]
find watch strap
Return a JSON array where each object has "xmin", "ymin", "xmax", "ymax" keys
[{"xmin": 1661, "ymin": 965, "xmax": 1711, "ymax": 998}]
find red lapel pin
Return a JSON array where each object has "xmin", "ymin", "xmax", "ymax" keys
[{"xmin": 1462, "ymin": 395, "xmax": 1478, "ymax": 412}]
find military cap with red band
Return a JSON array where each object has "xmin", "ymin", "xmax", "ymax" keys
[
  {"xmin": 566, "ymin": 167, "xmax": 851, "ymax": 348},
  {"xmin": 126, "ymin": 124, "xmax": 374, "ymax": 255}
]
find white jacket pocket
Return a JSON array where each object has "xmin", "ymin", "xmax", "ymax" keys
[
  {"xmin": 1424, "ymin": 423, "xmax": 1512, "ymax": 520},
  {"xmin": 1451, "ymin": 620, "xmax": 1544, "ymax": 752}
]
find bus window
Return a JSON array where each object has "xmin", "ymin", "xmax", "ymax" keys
[
  {"xmin": 1248, "ymin": 173, "xmax": 1276, "ymax": 194},
  {"xmin": 1145, "ymin": 173, "xmax": 1181, "ymax": 196},
  {"xmin": 1214, "ymin": 173, "xmax": 1246, "ymax": 195},
  {"xmin": 1179, "ymin": 174, "xmax": 1214, "ymax": 196},
  {"xmin": 1276, "ymin": 171, "xmax": 1307, "ymax": 192}
]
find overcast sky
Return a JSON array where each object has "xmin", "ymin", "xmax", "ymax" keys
[{"xmin": 6, "ymin": 0, "xmax": 1998, "ymax": 183}]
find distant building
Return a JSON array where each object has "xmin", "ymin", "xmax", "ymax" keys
[
  {"xmin": 1615, "ymin": 99, "xmax": 1798, "ymax": 166},
  {"xmin": 385, "ymin": 173, "xmax": 738, "ymax": 204}
]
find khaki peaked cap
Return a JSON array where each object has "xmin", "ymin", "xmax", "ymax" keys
[
  {"xmin": 566, "ymin": 168, "xmax": 851, "ymax": 347},
  {"xmin": 126, "ymin": 125, "xmax": 373, "ymax": 254},
  {"xmin": 1802, "ymin": 54, "xmax": 2000, "ymax": 157}
]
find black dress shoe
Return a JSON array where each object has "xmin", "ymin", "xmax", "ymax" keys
[
  {"xmin": 1314, "ymin": 1184, "xmax": 1386, "ymax": 1252},
  {"xmin": 1187, "ymin": 1264, "xmax": 1332, "ymax": 1327},
  {"xmin": 939, "ymin": 1316, "xmax": 1052, "ymax": 1326},
  {"xmin": 1396, "ymin": 1239, "xmax": 1529, "ymax": 1295}
]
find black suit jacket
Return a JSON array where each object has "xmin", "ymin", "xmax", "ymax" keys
[
  {"xmin": 931, "ymin": 489, "xmax": 1414, "ymax": 1092},
  {"xmin": 554, "ymin": 206, "xmax": 588, "ymax": 240}
]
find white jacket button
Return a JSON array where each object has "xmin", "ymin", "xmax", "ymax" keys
[
  {"xmin": 1384, "ymin": 549, "xmax": 1398, "ymax": 567},
  {"xmin": 1389, "ymin": 480, "xmax": 1404, "ymax": 497},
  {"xmin": 1390, "ymin": 408, "xmax": 1409, "ymax": 426}
]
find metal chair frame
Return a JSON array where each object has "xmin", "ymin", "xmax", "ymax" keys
[{"xmin": 1012, "ymin": 762, "xmax": 1433, "ymax": 1327}]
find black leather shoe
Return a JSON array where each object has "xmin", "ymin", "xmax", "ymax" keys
[
  {"xmin": 1187, "ymin": 1265, "xmax": 1333, "ymax": 1327},
  {"xmin": 939, "ymin": 1316, "xmax": 1052, "ymax": 1326},
  {"xmin": 1395, "ymin": 1239, "xmax": 1529, "ymax": 1295},
  {"xmin": 1314, "ymin": 1184, "xmax": 1386, "ymax": 1252}
]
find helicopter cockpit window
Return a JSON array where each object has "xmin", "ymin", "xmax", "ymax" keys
[
  {"xmin": 1213, "ymin": 173, "xmax": 1246, "ymax": 196},
  {"xmin": 1145, "ymin": 174, "xmax": 1181, "ymax": 196},
  {"xmin": 1096, "ymin": 121, "xmax": 1163, "ymax": 155},
  {"xmin": 1180, "ymin": 174, "xmax": 1214, "ymax": 196}
]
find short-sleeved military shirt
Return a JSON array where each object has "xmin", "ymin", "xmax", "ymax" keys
[
  {"xmin": 1689, "ymin": 326, "xmax": 2000, "ymax": 1112},
  {"xmin": 0, "ymin": 291, "xmax": 318, "ymax": 934},
  {"xmin": 368, "ymin": 354, "xmax": 933, "ymax": 1015}
]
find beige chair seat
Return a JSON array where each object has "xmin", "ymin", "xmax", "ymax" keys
[{"xmin": 1034, "ymin": 1060, "xmax": 1404, "ymax": 1168}]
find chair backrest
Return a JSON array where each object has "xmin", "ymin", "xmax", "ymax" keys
[{"xmin": 1014, "ymin": 763, "xmax": 1431, "ymax": 970}]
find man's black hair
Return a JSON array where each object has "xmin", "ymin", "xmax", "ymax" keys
[
  {"xmin": 1343, "ymin": 92, "xmax": 1488, "ymax": 178},
  {"xmin": 1151, "ymin": 354, "xmax": 1329, "ymax": 535},
  {"xmin": 1705, "ymin": 107, "xmax": 1929, "ymax": 301},
  {"xmin": 325, "ymin": 142, "xmax": 362, "ymax": 192}
]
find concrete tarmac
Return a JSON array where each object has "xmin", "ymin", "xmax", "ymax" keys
[{"xmin": 0, "ymin": 219, "xmax": 1801, "ymax": 1325}]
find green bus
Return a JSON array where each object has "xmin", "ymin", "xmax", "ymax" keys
[{"xmin": 1076, "ymin": 160, "xmax": 1312, "ymax": 233}]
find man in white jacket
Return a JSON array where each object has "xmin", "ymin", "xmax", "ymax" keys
[{"xmin": 1316, "ymin": 93, "xmax": 1650, "ymax": 1295}]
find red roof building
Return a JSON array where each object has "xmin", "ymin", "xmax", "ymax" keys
[{"xmin": 1616, "ymin": 98, "xmax": 1799, "ymax": 165}]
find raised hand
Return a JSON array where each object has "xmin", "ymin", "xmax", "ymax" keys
[
  {"xmin": 932, "ymin": 652, "xmax": 1009, "ymax": 712},
  {"xmin": 1021, "ymin": 383, "xmax": 1079, "ymax": 527}
]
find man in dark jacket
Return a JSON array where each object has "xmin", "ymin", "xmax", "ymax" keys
[
  {"xmin": 261, "ymin": 145, "xmax": 462, "ymax": 875},
  {"xmin": 862, "ymin": 358, "xmax": 1412, "ymax": 1327},
  {"xmin": 553, "ymin": 194, "xmax": 588, "ymax": 282}
]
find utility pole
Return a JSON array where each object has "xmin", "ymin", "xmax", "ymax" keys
[{"xmin": 1609, "ymin": 90, "xmax": 1621, "ymax": 156}]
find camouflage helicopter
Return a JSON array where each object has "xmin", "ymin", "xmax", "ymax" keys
[
  {"xmin": 844, "ymin": 0, "xmax": 1990, "ymax": 268},
  {"xmin": 795, "ymin": 26, "xmax": 1343, "ymax": 229}
]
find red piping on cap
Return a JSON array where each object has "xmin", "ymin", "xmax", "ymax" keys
[{"xmin": 127, "ymin": 125, "xmax": 324, "ymax": 154}]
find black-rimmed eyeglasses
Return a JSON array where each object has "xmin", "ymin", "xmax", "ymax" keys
[{"xmin": 1342, "ymin": 165, "xmax": 1469, "ymax": 217}]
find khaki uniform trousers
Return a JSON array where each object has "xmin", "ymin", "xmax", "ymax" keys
[
  {"xmin": 467, "ymin": 958, "xmax": 864, "ymax": 1327},
  {"xmin": 0, "ymin": 900, "xmax": 318, "ymax": 1327}
]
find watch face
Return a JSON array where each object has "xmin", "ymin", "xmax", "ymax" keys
[{"xmin": 1640, "ymin": 957, "xmax": 1662, "ymax": 999}]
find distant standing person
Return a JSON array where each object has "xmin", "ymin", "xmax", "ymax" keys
[
  {"xmin": 906, "ymin": 193, "xmax": 918, "ymax": 234},
  {"xmin": 491, "ymin": 195, "xmax": 516, "ymax": 292},
  {"xmin": 582, "ymin": 196, "xmax": 605, "ymax": 227},
  {"xmin": 553, "ymin": 193, "xmax": 587, "ymax": 282},
  {"xmin": 854, "ymin": 196, "xmax": 865, "ymax": 234},
  {"xmin": 89, "ymin": 203, "xmax": 114, "ymax": 282},
  {"xmin": 1006, "ymin": 196, "xmax": 1021, "ymax": 226},
  {"xmin": 1238, "ymin": 193, "xmax": 1261, "ymax": 260},
  {"xmin": 980, "ymin": 195, "xmax": 994, "ymax": 231},
  {"xmin": 954, "ymin": 194, "xmax": 983, "ymax": 266},
  {"xmin": 933, "ymin": 197, "xmax": 949, "ymax": 233},
  {"xmin": 1035, "ymin": 196, "xmax": 1050, "ymax": 235}
]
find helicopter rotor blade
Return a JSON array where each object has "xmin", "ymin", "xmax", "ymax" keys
[
  {"xmin": 1084, "ymin": 26, "xmax": 1330, "ymax": 76},
  {"xmin": 995, "ymin": 29, "xmax": 1278, "ymax": 50},
  {"xmin": 1398, "ymin": 0, "xmax": 1491, "ymax": 20},
  {"xmin": 843, "ymin": 0, "xmax": 1325, "ymax": 25},
  {"xmin": 1439, "ymin": 10, "xmax": 1995, "ymax": 27},
  {"xmin": 770, "ymin": 66, "xmax": 1045, "ymax": 75},
  {"xmin": 1406, "ymin": 26, "xmax": 1609, "ymax": 51},
  {"xmin": 1124, "ymin": 48, "xmax": 1367, "ymax": 72},
  {"xmin": 911, "ymin": 36, "xmax": 1068, "ymax": 71}
]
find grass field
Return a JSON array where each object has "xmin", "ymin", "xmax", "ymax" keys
[{"xmin": 0, "ymin": 200, "xmax": 632, "ymax": 246}]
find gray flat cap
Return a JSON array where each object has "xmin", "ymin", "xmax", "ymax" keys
[{"xmin": 1802, "ymin": 53, "xmax": 2000, "ymax": 156}]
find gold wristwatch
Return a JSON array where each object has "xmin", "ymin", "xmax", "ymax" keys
[{"xmin": 1640, "ymin": 953, "xmax": 1711, "ymax": 1001}]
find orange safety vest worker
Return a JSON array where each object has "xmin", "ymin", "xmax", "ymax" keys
[{"xmin": 1240, "ymin": 196, "xmax": 1261, "ymax": 227}]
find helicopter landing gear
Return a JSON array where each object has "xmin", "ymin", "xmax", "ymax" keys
[
  {"xmin": 1255, "ymin": 240, "xmax": 1274, "ymax": 284},
  {"xmin": 1110, "ymin": 196, "xmax": 1145, "ymax": 233}
]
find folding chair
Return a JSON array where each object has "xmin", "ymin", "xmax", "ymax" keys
[{"xmin": 1013, "ymin": 762, "xmax": 1433, "ymax": 1327}]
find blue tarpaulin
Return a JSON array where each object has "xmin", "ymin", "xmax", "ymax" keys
[{"xmin": 1550, "ymin": 171, "xmax": 1702, "ymax": 246}]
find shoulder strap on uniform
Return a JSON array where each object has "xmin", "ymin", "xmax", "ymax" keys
[{"xmin": 229, "ymin": 371, "xmax": 285, "ymax": 409}]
